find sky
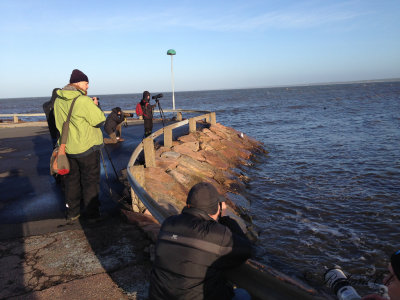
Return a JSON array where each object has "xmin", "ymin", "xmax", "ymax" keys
[{"xmin": 0, "ymin": 0, "xmax": 399, "ymax": 98}]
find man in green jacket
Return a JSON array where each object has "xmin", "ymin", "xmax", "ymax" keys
[{"xmin": 54, "ymin": 69, "xmax": 106, "ymax": 221}]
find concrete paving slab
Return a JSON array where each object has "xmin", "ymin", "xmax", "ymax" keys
[{"xmin": 0, "ymin": 216, "xmax": 152, "ymax": 300}]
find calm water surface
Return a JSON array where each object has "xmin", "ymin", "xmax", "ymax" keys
[{"xmin": 2, "ymin": 81, "xmax": 399, "ymax": 293}]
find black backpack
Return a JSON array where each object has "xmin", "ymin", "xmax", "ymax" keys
[{"xmin": 43, "ymin": 88, "xmax": 60, "ymax": 147}]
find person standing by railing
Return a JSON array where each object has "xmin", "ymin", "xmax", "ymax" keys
[
  {"xmin": 54, "ymin": 69, "xmax": 105, "ymax": 222},
  {"xmin": 137, "ymin": 91, "xmax": 157, "ymax": 137}
]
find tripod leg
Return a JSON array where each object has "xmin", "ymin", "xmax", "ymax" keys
[{"xmin": 157, "ymin": 102, "xmax": 165, "ymax": 127}]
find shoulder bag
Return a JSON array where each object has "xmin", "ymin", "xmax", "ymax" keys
[{"xmin": 50, "ymin": 96, "xmax": 79, "ymax": 175}]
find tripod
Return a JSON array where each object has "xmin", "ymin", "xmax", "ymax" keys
[{"xmin": 156, "ymin": 100, "xmax": 166, "ymax": 127}]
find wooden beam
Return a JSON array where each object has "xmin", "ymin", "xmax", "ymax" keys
[
  {"xmin": 189, "ymin": 118, "xmax": 196, "ymax": 133},
  {"xmin": 210, "ymin": 112, "xmax": 216, "ymax": 125},
  {"xmin": 164, "ymin": 127, "xmax": 173, "ymax": 148},
  {"xmin": 143, "ymin": 137, "xmax": 156, "ymax": 167},
  {"xmin": 130, "ymin": 165, "xmax": 146, "ymax": 212}
]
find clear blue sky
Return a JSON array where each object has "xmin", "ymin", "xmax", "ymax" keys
[{"xmin": 1, "ymin": 0, "xmax": 399, "ymax": 98}]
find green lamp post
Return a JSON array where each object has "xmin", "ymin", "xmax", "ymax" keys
[{"xmin": 167, "ymin": 49, "xmax": 176, "ymax": 110}]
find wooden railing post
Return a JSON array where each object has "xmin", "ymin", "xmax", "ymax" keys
[
  {"xmin": 13, "ymin": 115, "xmax": 18, "ymax": 123},
  {"xmin": 189, "ymin": 118, "xmax": 196, "ymax": 133},
  {"xmin": 164, "ymin": 127, "xmax": 173, "ymax": 148},
  {"xmin": 176, "ymin": 112, "xmax": 182, "ymax": 121},
  {"xmin": 143, "ymin": 137, "xmax": 156, "ymax": 167},
  {"xmin": 210, "ymin": 112, "xmax": 216, "ymax": 125},
  {"xmin": 130, "ymin": 165, "xmax": 146, "ymax": 212}
]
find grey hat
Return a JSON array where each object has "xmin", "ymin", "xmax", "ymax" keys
[{"xmin": 186, "ymin": 182, "xmax": 225, "ymax": 215}]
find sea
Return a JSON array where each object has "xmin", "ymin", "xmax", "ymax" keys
[{"xmin": 1, "ymin": 81, "xmax": 399, "ymax": 295}]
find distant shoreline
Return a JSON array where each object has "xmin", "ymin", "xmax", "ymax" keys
[{"xmin": 1, "ymin": 78, "xmax": 399, "ymax": 100}]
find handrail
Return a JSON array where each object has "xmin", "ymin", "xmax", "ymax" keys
[
  {"xmin": 0, "ymin": 109, "xmax": 204, "ymax": 124},
  {"xmin": 126, "ymin": 111, "xmax": 326, "ymax": 300}
]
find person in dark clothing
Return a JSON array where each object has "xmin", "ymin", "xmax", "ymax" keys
[
  {"xmin": 139, "ymin": 91, "xmax": 157, "ymax": 137},
  {"xmin": 103, "ymin": 107, "xmax": 133, "ymax": 144},
  {"xmin": 149, "ymin": 182, "xmax": 253, "ymax": 300},
  {"xmin": 361, "ymin": 250, "xmax": 400, "ymax": 300},
  {"xmin": 42, "ymin": 88, "xmax": 61, "ymax": 148}
]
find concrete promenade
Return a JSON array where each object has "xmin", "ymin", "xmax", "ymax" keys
[{"xmin": 0, "ymin": 122, "xmax": 164, "ymax": 299}]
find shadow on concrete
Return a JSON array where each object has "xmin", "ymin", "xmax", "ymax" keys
[
  {"xmin": 79, "ymin": 215, "xmax": 153, "ymax": 299},
  {"xmin": 0, "ymin": 118, "xmax": 195, "ymax": 298}
]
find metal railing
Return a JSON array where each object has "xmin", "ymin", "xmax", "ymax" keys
[
  {"xmin": 126, "ymin": 110, "xmax": 326, "ymax": 300},
  {"xmin": 0, "ymin": 109, "xmax": 208, "ymax": 123}
]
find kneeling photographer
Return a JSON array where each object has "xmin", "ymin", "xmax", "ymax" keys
[{"xmin": 103, "ymin": 107, "xmax": 133, "ymax": 144}]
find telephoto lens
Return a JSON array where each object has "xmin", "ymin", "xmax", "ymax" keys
[{"xmin": 324, "ymin": 267, "xmax": 361, "ymax": 300}]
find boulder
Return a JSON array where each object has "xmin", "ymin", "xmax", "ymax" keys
[
  {"xmin": 177, "ymin": 134, "xmax": 198, "ymax": 143},
  {"xmin": 199, "ymin": 150, "xmax": 231, "ymax": 170},
  {"xmin": 173, "ymin": 141, "xmax": 200, "ymax": 153},
  {"xmin": 177, "ymin": 155, "xmax": 215, "ymax": 179},
  {"xmin": 144, "ymin": 167, "xmax": 187, "ymax": 214},
  {"xmin": 160, "ymin": 151, "xmax": 181, "ymax": 159},
  {"xmin": 157, "ymin": 157, "xmax": 179, "ymax": 172}
]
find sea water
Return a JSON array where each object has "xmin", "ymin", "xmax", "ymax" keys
[{"xmin": 1, "ymin": 81, "xmax": 399, "ymax": 293}]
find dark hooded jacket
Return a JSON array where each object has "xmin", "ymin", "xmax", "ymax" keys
[
  {"xmin": 104, "ymin": 107, "xmax": 124, "ymax": 135},
  {"xmin": 149, "ymin": 207, "xmax": 253, "ymax": 300},
  {"xmin": 140, "ymin": 91, "xmax": 156, "ymax": 120}
]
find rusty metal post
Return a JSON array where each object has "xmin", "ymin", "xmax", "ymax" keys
[{"xmin": 143, "ymin": 137, "xmax": 156, "ymax": 167}]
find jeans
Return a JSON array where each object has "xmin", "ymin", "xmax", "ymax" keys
[
  {"xmin": 232, "ymin": 288, "xmax": 251, "ymax": 300},
  {"xmin": 64, "ymin": 150, "xmax": 100, "ymax": 218},
  {"xmin": 104, "ymin": 123, "xmax": 122, "ymax": 144}
]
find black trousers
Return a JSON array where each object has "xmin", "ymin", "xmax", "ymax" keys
[
  {"xmin": 64, "ymin": 150, "xmax": 100, "ymax": 218},
  {"xmin": 144, "ymin": 119, "xmax": 153, "ymax": 137}
]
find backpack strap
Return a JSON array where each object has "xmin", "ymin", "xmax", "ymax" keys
[
  {"xmin": 141, "ymin": 102, "xmax": 149, "ymax": 117},
  {"xmin": 60, "ymin": 95, "xmax": 80, "ymax": 145}
]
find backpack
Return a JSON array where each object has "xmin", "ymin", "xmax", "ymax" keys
[
  {"xmin": 135, "ymin": 102, "xmax": 143, "ymax": 117},
  {"xmin": 43, "ymin": 88, "xmax": 61, "ymax": 145},
  {"xmin": 136, "ymin": 102, "xmax": 149, "ymax": 117}
]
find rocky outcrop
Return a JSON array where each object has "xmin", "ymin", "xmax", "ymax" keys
[{"xmin": 139, "ymin": 122, "xmax": 265, "ymax": 226}]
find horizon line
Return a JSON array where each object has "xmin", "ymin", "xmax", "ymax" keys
[{"xmin": 2, "ymin": 77, "xmax": 400, "ymax": 100}]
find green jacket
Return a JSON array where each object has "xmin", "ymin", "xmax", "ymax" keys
[{"xmin": 54, "ymin": 86, "xmax": 105, "ymax": 156}]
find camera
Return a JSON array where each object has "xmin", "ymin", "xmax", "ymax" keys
[
  {"xmin": 324, "ymin": 267, "xmax": 361, "ymax": 300},
  {"xmin": 152, "ymin": 93, "xmax": 163, "ymax": 100}
]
